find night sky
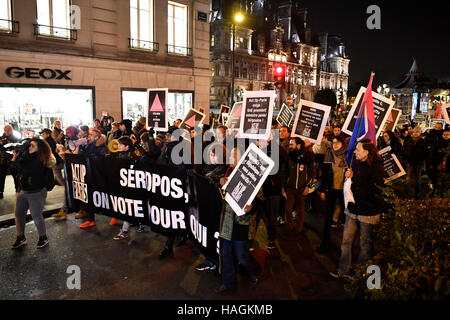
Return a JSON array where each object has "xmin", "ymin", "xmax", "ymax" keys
[{"xmin": 304, "ymin": 0, "xmax": 449, "ymax": 88}]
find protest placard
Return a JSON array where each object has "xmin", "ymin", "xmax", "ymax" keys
[
  {"xmin": 226, "ymin": 101, "xmax": 243, "ymax": 130},
  {"xmin": 239, "ymin": 90, "xmax": 276, "ymax": 140},
  {"xmin": 276, "ymin": 103, "xmax": 294, "ymax": 127},
  {"xmin": 291, "ymin": 99, "xmax": 331, "ymax": 144},
  {"xmin": 222, "ymin": 144, "xmax": 275, "ymax": 216},
  {"xmin": 379, "ymin": 146, "xmax": 406, "ymax": 183},
  {"xmin": 343, "ymin": 87, "xmax": 394, "ymax": 139},
  {"xmin": 146, "ymin": 88, "xmax": 168, "ymax": 132}
]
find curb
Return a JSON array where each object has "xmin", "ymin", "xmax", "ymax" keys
[{"xmin": 0, "ymin": 208, "xmax": 60, "ymax": 229}]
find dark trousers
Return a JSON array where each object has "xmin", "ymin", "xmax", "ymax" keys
[
  {"xmin": 285, "ymin": 187, "xmax": 306, "ymax": 233},
  {"xmin": 256, "ymin": 196, "xmax": 279, "ymax": 242},
  {"xmin": 320, "ymin": 189, "xmax": 345, "ymax": 247},
  {"xmin": 221, "ymin": 238, "xmax": 260, "ymax": 289},
  {"xmin": 0, "ymin": 162, "xmax": 18, "ymax": 193}
]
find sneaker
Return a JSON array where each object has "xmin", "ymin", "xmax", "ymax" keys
[
  {"xmin": 113, "ymin": 230, "xmax": 128, "ymax": 240},
  {"xmin": 75, "ymin": 210, "xmax": 86, "ymax": 219},
  {"xmin": 137, "ymin": 224, "xmax": 146, "ymax": 233},
  {"xmin": 109, "ymin": 218, "xmax": 118, "ymax": 226},
  {"xmin": 267, "ymin": 241, "xmax": 276, "ymax": 250},
  {"xmin": 52, "ymin": 209, "xmax": 67, "ymax": 220},
  {"xmin": 79, "ymin": 221, "xmax": 96, "ymax": 228},
  {"xmin": 196, "ymin": 263, "xmax": 217, "ymax": 271},
  {"xmin": 36, "ymin": 235, "xmax": 49, "ymax": 249},
  {"xmin": 276, "ymin": 216, "xmax": 285, "ymax": 225},
  {"xmin": 11, "ymin": 235, "xmax": 27, "ymax": 249},
  {"xmin": 159, "ymin": 247, "xmax": 174, "ymax": 259}
]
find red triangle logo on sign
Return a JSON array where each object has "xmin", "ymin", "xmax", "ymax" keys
[
  {"xmin": 185, "ymin": 115, "xmax": 196, "ymax": 127},
  {"xmin": 150, "ymin": 93, "xmax": 165, "ymax": 112},
  {"xmin": 233, "ymin": 104, "xmax": 242, "ymax": 117}
]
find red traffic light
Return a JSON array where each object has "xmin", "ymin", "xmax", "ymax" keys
[{"xmin": 273, "ymin": 64, "xmax": 285, "ymax": 76}]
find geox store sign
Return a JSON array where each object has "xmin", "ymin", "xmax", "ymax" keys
[{"xmin": 6, "ymin": 67, "xmax": 71, "ymax": 80}]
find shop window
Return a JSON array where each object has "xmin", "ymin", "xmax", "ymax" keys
[
  {"xmin": 35, "ymin": 0, "xmax": 75, "ymax": 40},
  {"xmin": 122, "ymin": 90, "xmax": 193, "ymax": 126},
  {"xmin": 129, "ymin": 0, "xmax": 157, "ymax": 51},
  {"xmin": 167, "ymin": 1, "xmax": 190, "ymax": 56},
  {"xmin": 0, "ymin": 86, "xmax": 93, "ymax": 138}
]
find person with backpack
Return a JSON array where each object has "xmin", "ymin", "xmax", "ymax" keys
[{"xmin": 10, "ymin": 138, "xmax": 55, "ymax": 249}]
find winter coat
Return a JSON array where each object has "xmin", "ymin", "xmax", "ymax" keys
[
  {"xmin": 12, "ymin": 152, "xmax": 56, "ymax": 192},
  {"xmin": 404, "ymin": 137, "xmax": 427, "ymax": 166},
  {"xmin": 347, "ymin": 156, "xmax": 384, "ymax": 217},
  {"xmin": 78, "ymin": 135, "xmax": 108, "ymax": 156},
  {"xmin": 284, "ymin": 148, "xmax": 315, "ymax": 190}
]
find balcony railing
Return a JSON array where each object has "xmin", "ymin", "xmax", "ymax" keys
[
  {"xmin": 128, "ymin": 38, "xmax": 159, "ymax": 52},
  {"xmin": 166, "ymin": 44, "xmax": 192, "ymax": 56},
  {"xmin": 33, "ymin": 24, "xmax": 77, "ymax": 40},
  {"xmin": 0, "ymin": 19, "xmax": 19, "ymax": 34}
]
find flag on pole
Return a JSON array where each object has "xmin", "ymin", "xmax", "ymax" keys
[
  {"xmin": 346, "ymin": 73, "xmax": 377, "ymax": 166},
  {"xmin": 433, "ymin": 102, "xmax": 443, "ymax": 119}
]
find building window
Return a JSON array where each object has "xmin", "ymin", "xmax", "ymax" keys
[
  {"xmin": 130, "ymin": 0, "xmax": 156, "ymax": 51},
  {"xmin": 0, "ymin": 0, "xmax": 15, "ymax": 33},
  {"xmin": 36, "ymin": 0, "xmax": 74, "ymax": 39},
  {"xmin": 168, "ymin": 1, "xmax": 189, "ymax": 55}
]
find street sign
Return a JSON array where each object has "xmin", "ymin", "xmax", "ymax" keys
[{"xmin": 286, "ymin": 97, "xmax": 293, "ymax": 105}]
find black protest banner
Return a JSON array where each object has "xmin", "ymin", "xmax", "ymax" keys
[
  {"xmin": 382, "ymin": 108, "xmax": 401, "ymax": 132},
  {"xmin": 147, "ymin": 88, "xmax": 168, "ymax": 132},
  {"xmin": 223, "ymin": 144, "xmax": 275, "ymax": 216},
  {"xmin": 180, "ymin": 108, "xmax": 206, "ymax": 131},
  {"xmin": 64, "ymin": 153, "xmax": 92, "ymax": 212},
  {"xmin": 379, "ymin": 146, "xmax": 406, "ymax": 183},
  {"xmin": 64, "ymin": 154, "xmax": 223, "ymax": 258},
  {"xmin": 276, "ymin": 103, "xmax": 294, "ymax": 127},
  {"xmin": 218, "ymin": 104, "xmax": 230, "ymax": 124},
  {"xmin": 239, "ymin": 90, "xmax": 276, "ymax": 140},
  {"xmin": 291, "ymin": 99, "xmax": 331, "ymax": 145},
  {"xmin": 225, "ymin": 101, "xmax": 242, "ymax": 130},
  {"xmin": 343, "ymin": 87, "xmax": 395, "ymax": 139}
]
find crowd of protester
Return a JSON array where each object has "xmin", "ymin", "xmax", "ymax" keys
[{"xmin": 0, "ymin": 112, "xmax": 449, "ymax": 293}]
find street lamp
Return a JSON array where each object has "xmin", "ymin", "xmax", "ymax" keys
[{"xmin": 230, "ymin": 12, "xmax": 244, "ymax": 105}]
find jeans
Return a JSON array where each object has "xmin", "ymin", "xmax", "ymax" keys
[
  {"xmin": 338, "ymin": 215, "xmax": 373, "ymax": 275},
  {"xmin": 15, "ymin": 188, "xmax": 48, "ymax": 237},
  {"xmin": 256, "ymin": 196, "xmax": 279, "ymax": 242},
  {"xmin": 221, "ymin": 239, "xmax": 260, "ymax": 289}
]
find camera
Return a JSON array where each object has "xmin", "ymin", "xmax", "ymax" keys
[{"xmin": 0, "ymin": 139, "xmax": 31, "ymax": 161}]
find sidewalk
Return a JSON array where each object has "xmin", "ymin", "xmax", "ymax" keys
[
  {"xmin": 0, "ymin": 175, "xmax": 64, "ymax": 226},
  {"xmin": 0, "ymin": 205, "xmax": 349, "ymax": 300}
]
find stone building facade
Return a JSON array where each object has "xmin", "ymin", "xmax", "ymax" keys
[{"xmin": 0, "ymin": 0, "xmax": 210, "ymax": 134}]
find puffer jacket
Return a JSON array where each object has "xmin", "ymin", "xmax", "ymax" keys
[{"xmin": 13, "ymin": 152, "xmax": 56, "ymax": 192}]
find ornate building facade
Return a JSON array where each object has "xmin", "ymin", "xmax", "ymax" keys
[{"xmin": 210, "ymin": 0, "xmax": 349, "ymax": 110}]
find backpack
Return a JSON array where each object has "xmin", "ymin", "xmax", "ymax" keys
[{"xmin": 44, "ymin": 166, "xmax": 56, "ymax": 191}]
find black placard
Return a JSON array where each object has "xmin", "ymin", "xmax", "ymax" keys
[
  {"xmin": 379, "ymin": 147, "xmax": 406, "ymax": 182},
  {"xmin": 276, "ymin": 103, "xmax": 294, "ymax": 127},
  {"xmin": 147, "ymin": 89, "xmax": 168, "ymax": 131}
]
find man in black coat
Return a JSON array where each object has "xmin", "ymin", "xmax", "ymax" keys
[
  {"xmin": 403, "ymin": 127, "xmax": 428, "ymax": 198},
  {"xmin": 0, "ymin": 124, "xmax": 20, "ymax": 198}
]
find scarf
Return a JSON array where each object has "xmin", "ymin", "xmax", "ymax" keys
[{"xmin": 324, "ymin": 145, "xmax": 347, "ymax": 168}]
